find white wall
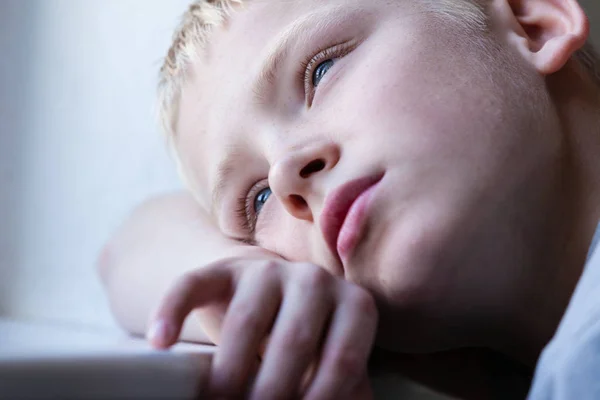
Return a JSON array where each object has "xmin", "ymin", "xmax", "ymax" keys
[
  {"xmin": 0, "ymin": 1, "xmax": 599, "ymax": 332},
  {"xmin": 0, "ymin": 0, "xmax": 188, "ymax": 330}
]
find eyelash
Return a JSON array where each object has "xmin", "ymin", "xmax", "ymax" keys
[
  {"xmin": 235, "ymin": 179, "xmax": 269, "ymax": 240},
  {"xmin": 298, "ymin": 39, "xmax": 358, "ymax": 106}
]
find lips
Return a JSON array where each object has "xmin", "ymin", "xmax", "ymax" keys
[{"xmin": 320, "ymin": 173, "xmax": 383, "ymax": 264}]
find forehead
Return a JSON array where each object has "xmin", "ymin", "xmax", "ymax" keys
[{"xmin": 175, "ymin": 0, "xmax": 376, "ymax": 209}]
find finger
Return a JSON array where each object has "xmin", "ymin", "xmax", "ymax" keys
[
  {"xmin": 249, "ymin": 266, "xmax": 335, "ymax": 400},
  {"xmin": 298, "ymin": 354, "xmax": 322, "ymax": 396},
  {"xmin": 209, "ymin": 263, "xmax": 282, "ymax": 397},
  {"xmin": 303, "ymin": 286, "xmax": 378, "ymax": 400},
  {"xmin": 148, "ymin": 266, "xmax": 233, "ymax": 349}
]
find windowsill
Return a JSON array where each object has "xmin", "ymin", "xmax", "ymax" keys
[
  {"xmin": 0, "ymin": 317, "xmax": 454, "ymax": 399},
  {"xmin": 0, "ymin": 318, "xmax": 214, "ymax": 399}
]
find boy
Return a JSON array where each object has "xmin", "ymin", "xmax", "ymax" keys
[{"xmin": 99, "ymin": 0, "xmax": 600, "ymax": 398}]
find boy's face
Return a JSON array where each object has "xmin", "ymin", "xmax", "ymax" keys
[{"xmin": 176, "ymin": 0, "xmax": 560, "ymax": 350}]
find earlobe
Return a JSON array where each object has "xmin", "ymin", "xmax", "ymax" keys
[{"xmin": 502, "ymin": 0, "xmax": 589, "ymax": 75}]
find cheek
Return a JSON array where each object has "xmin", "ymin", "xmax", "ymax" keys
[
  {"xmin": 255, "ymin": 205, "xmax": 312, "ymax": 261},
  {"xmin": 349, "ymin": 22, "xmax": 544, "ymax": 192}
]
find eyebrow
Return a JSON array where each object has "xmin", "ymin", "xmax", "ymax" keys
[
  {"xmin": 211, "ymin": 6, "xmax": 363, "ymax": 218},
  {"xmin": 251, "ymin": 5, "xmax": 359, "ymax": 105}
]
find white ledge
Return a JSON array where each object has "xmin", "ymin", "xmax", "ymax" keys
[{"xmin": 0, "ymin": 318, "xmax": 214, "ymax": 399}]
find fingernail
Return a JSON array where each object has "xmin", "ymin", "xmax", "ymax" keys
[{"xmin": 147, "ymin": 320, "xmax": 174, "ymax": 347}]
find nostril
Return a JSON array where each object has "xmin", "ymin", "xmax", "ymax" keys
[
  {"xmin": 289, "ymin": 194, "xmax": 308, "ymax": 209},
  {"xmin": 300, "ymin": 159, "xmax": 326, "ymax": 178}
]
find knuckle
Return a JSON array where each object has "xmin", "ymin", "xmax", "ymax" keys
[
  {"xmin": 228, "ymin": 307, "xmax": 263, "ymax": 332},
  {"xmin": 328, "ymin": 348, "xmax": 366, "ymax": 381},
  {"xmin": 296, "ymin": 265, "xmax": 331, "ymax": 292},
  {"xmin": 168, "ymin": 272, "xmax": 200, "ymax": 303},
  {"xmin": 175, "ymin": 271, "xmax": 198, "ymax": 292},
  {"xmin": 346, "ymin": 286, "xmax": 377, "ymax": 316},
  {"xmin": 276, "ymin": 323, "xmax": 315, "ymax": 351},
  {"xmin": 202, "ymin": 257, "xmax": 236, "ymax": 273},
  {"xmin": 254, "ymin": 259, "xmax": 281, "ymax": 277},
  {"xmin": 262, "ymin": 259, "xmax": 281, "ymax": 270}
]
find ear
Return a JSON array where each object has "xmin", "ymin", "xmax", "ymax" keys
[{"xmin": 495, "ymin": 0, "xmax": 589, "ymax": 75}]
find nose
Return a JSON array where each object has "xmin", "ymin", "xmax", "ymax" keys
[{"xmin": 269, "ymin": 141, "xmax": 340, "ymax": 222}]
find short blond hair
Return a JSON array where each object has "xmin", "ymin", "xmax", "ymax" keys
[{"xmin": 158, "ymin": 0, "xmax": 599, "ymax": 154}]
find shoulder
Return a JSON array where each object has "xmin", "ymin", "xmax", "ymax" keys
[
  {"xmin": 530, "ymin": 319, "xmax": 600, "ymax": 399},
  {"xmin": 528, "ymin": 247, "xmax": 600, "ymax": 399}
]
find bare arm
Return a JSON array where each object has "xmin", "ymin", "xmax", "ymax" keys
[
  {"xmin": 99, "ymin": 192, "xmax": 378, "ymax": 399},
  {"xmin": 97, "ymin": 191, "xmax": 270, "ymax": 343}
]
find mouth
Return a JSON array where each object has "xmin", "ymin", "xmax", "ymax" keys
[{"xmin": 320, "ymin": 173, "xmax": 384, "ymax": 265}]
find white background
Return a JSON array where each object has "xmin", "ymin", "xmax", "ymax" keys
[
  {"xmin": 0, "ymin": 1, "xmax": 599, "ymax": 332},
  {"xmin": 0, "ymin": 0, "xmax": 188, "ymax": 330}
]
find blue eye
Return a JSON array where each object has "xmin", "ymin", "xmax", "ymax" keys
[
  {"xmin": 312, "ymin": 59, "xmax": 334, "ymax": 87},
  {"xmin": 254, "ymin": 187, "xmax": 272, "ymax": 214}
]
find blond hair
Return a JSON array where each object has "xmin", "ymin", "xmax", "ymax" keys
[{"xmin": 158, "ymin": 0, "xmax": 599, "ymax": 152}]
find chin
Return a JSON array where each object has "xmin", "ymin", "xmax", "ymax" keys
[{"xmin": 353, "ymin": 212, "xmax": 469, "ymax": 352}]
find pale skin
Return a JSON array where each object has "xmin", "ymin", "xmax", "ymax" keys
[{"xmin": 100, "ymin": 0, "xmax": 600, "ymax": 398}]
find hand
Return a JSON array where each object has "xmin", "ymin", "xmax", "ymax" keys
[{"xmin": 147, "ymin": 257, "xmax": 377, "ymax": 399}]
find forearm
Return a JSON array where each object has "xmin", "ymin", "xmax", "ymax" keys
[{"xmin": 98, "ymin": 192, "xmax": 268, "ymax": 343}]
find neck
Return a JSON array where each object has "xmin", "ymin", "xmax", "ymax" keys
[{"xmin": 497, "ymin": 63, "xmax": 600, "ymax": 366}]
